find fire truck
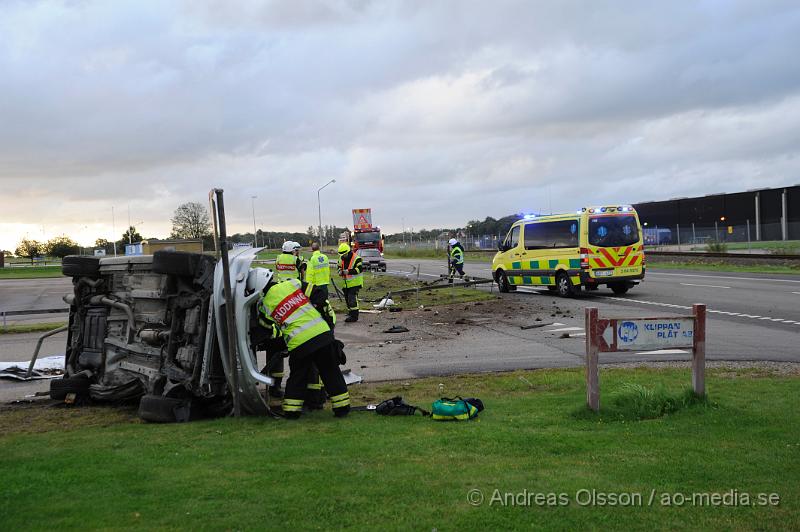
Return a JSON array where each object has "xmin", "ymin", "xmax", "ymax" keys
[{"xmin": 350, "ymin": 208, "xmax": 384, "ymax": 254}]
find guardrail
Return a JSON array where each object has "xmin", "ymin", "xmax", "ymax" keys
[
  {"xmin": 1, "ymin": 308, "xmax": 69, "ymax": 329},
  {"xmin": 645, "ymin": 251, "xmax": 800, "ymax": 261}
]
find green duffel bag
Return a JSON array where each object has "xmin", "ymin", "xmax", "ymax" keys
[{"xmin": 431, "ymin": 397, "xmax": 484, "ymax": 421}]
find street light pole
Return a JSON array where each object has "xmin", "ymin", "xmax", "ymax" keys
[
  {"xmin": 317, "ymin": 179, "xmax": 336, "ymax": 246},
  {"xmin": 251, "ymin": 195, "xmax": 258, "ymax": 247}
]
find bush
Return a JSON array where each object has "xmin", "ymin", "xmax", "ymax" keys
[
  {"xmin": 606, "ymin": 383, "xmax": 707, "ymax": 420},
  {"xmin": 705, "ymin": 240, "xmax": 728, "ymax": 253}
]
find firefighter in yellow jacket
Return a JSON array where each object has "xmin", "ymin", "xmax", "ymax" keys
[
  {"xmin": 255, "ymin": 271, "xmax": 350, "ymax": 418},
  {"xmin": 337, "ymin": 243, "xmax": 364, "ymax": 323}
]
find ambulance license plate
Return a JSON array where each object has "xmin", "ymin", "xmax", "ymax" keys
[{"xmin": 594, "ymin": 269, "xmax": 614, "ymax": 277}]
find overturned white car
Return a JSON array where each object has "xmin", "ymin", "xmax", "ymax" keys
[{"xmin": 51, "ymin": 247, "xmax": 277, "ymax": 422}]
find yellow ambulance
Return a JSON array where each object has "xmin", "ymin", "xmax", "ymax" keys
[{"xmin": 492, "ymin": 206, "xmax": 645, "ymax": 297}]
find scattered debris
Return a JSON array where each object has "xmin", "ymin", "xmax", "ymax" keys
[
  {"xmin": 383, "ymin": 325, "xmax": 409, "ymax": 333},
  {"xmin": 559, "ymin": 333, "xmax": 571, "ymax": 338},
  {"xmin": 518, "ymin": 376, "xmax": 534, "ymax": 388},
  {"xmin": 520, "ymin": 322, "xmax": 552, "ymax": 330},
  {"xmin": 342, "ymin": 369, "xmax": 363, "ymax": 385},
  {"xmin": 389, "ymin": 307, "xmax": 402, "ymax": 313},
  {"xmin": 455, "ymin": 318, "xmax": 470, "ymax": 325},
  {"xmin": 373, "ymin": 297, "xmax": 395, "ymax": 309},
  {"xmin": 0, "ymin": 355, "xmax": 64, "ymax": 381}
]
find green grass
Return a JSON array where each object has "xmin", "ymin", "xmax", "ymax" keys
[
  {"xmin": 0, "ymin": 322, "xmax": 67, "ymax": 335},
  {"xmin": 331, "ymin": 271, "xmax": 496, "ymax": 311},
  {"xmin": 0, "ymin": 367, "xmax": 797, "ymax": 529},
  {"xmin": 648, "ymin": 260, "xmax": 800, "ymax": 275},
  {"xmin": 0, "ymin": 266, "xmax": 63, "ymax": 279},
  {"xmin": 384, "ymin": 248, "xmax": 494, "ymax": 262},
  {"xmin": 724, "ymin": 240, "xmax": 800, "ymax": 252}
]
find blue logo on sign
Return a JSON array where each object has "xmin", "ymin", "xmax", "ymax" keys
[
  {"xmin": 597, "ymin": 226, "xmax": 608, "ymax": 238},
  {"xmin": 623, "ymin": 225, "xmax": 632, "ymax": 235},
  {"xmin": 618, "ymin": 321, "xmax": 638, "ymax": 344},
  {"xmin": 570, "ymin": 223, "xmax": 577, "ymax": 234}
]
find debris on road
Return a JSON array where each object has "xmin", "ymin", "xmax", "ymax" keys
[
  {"xmin": 0, "ymin": 355, "xmax": 64, "ymax": 381},
  {"xmin": 342, "ymin": 369, "xmax": 363, "ymax": 385},
  {"xmin": 374, "ymin": 297, "xmax": 395, "ymax": 309},
  {"xmin": 520, "ymin": 322, "xmax": 552, "ymax": 330},
  {"xmin": 383, "ymin": 325, "xmax": 410, "ymax": 333}
]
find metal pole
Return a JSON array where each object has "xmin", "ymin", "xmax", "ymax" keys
[
  {"xmin": 111, "ymin": 206, "xmax": 117, "ymax": 256},
  {"xmin": 747, "ymin": 219, "xmax": 751, "ymax": 253},
  {"xmin": 251, "ymin": 195, "xmax": 258, "ymax": 247},
  {"xmin": 692, "ymin": 222, "xmax": 696, "ymax": 244},
  {"xmin": 782, "ymin": 188, "xmax": 789, "ymax": 241},
  {"xmin": 213, "ymin": 189, "xmax": 241, "ymax": 417},
  {"xmin": 676, "ymin": 224, "xmax": 681, "ymax": 251},
  {"xmin": 317, "ymin": 179, "xmax": 336, "ymax": 247},
  {"xmin": 714, "ymin": 221, "xmax": 719, "ymax": 242},
  {"xmin": 755, "ymin": 192, "xmax": 761, "ymax": 241}
]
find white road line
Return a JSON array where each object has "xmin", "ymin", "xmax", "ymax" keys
[
  {"xmin": 548, "ymin": 326, "xmax": 584, "ymax": 332},
  {"xmin": 635, "ymin": 349, "xmax": 689, "ymax": 355},
  {"xmin": 572, "ymin": 332, "xmax": 586, "ymax": 337},
  {"xmin": 758, "ymin": 317, "xmax": 772, "ymax": 320},
  {"xmin": 793, "ymin": 292, "xmax": 800, "ymax": 295},
  {"xmin": 648, "ymin": 272, "xmax": 800, "ymax": 284},
  {"xmin": 680, "ymin": 283, "xmax": 731, "ymax": 289}
]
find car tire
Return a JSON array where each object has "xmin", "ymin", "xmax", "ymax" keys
[
  {"xmin": 610, "ymin": 282, "xmax": 630, "ymax": 295},
  {"xmin": 138, "ymin": 394, "xmax": 192, "ymax": 423},
  {"xmin": 556, "ymin": 271, "xmax": 576, "ymax": 298},
  {"xmin": 152, "ymin": 250, "xmax": 203, "ymax": 277},
  {"xmin": 50, "ymin": 374, "xmax": 91, "ymax": 400},
  {"xmin": 497, "ymin": 270, "xmax": 511, "ymax": 293},
  {"xmin": 61, "ymin": 256, "xmax": 101, "ymax": 278}
]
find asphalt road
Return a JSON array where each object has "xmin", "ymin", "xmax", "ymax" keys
[
  {"xmin": 1, "ymin": 263, "xmax": 798, "ymax": 403},
  {"xmin": 0, "ymin": 277, "xmax": 72, "ymax": 325},
  {"xmin": 384, "ymin": 259, "xmax": 800, "ymax": 363}
]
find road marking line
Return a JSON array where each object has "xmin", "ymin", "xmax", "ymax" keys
[
  {"xmin": 572, "ymin": 332, "xmax": 586, "ymax": 337},
  {"xmin": 635, "ymin": 349, "xmax": 689, "ymax": 355},
  {"xmin": 793, "ymin": 292, "xmax": 800, "ymax": 295},
  {"xmin": 548, "ymin": 327, "xmax": 584, "ymax": 332},
  {"xmin": 680, "ymin": 283, "xmax": 731, "ymax": 289},
  {"xmin": 648, "ymin": 272, "xmax": 800, "ymax": 284},
  {"xmin": 758, "ymin": 317, "xmax": 772, "ymax": 320}
]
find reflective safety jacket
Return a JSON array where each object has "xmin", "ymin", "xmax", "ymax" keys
[
  {"xmin": 305, "ymin": 250, "xmax": 331, "ymax": 291},
  {"xmin": 338, "ymin": 252, "xmax": 363, "ymax": 288},
  {"xmin": 450, "ymin": 244, "xmax": 464, "ymax": 265},
  {"xmin": 275, "ymin": 252, "xmax": 300, "ymax": 282},
  {"xmin": 258, "ymin": 278, "xmax": 330, "ymax": 354}
]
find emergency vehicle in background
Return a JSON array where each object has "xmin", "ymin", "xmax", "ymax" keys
[
  {"xmin": 492, "ymin": 205, "xmax": 645, "ymax": 297},
  {"xmin": 349, "ymin": 208, "xmax": 384, "ymax": 254}
]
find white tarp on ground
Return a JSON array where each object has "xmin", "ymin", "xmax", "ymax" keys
[{"xmin": 0, "ymin": 355, "xmax": 64, "ymax": 380}]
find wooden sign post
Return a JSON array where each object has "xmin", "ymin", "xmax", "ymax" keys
[{"xmin": 584, "ymin": 304, "xmax": 707, "ymax": 412}]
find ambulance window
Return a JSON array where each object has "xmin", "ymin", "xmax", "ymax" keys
[
  {"xmin": 589, "ymin": 215, "xmax": 639, "ymax": 247},
  {"xmin": 504, "ymin": 226, "xmax": 520, "ymax": 249},
  {"xmin": 525, "ymin": 221, "xmax": 579, "ymax": 249}
]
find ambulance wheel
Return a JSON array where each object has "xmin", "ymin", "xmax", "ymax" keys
[
  {"xmin": 556, "ymin": 272, "xmax": 575, "ymax": 297},
  {"xmin": 610, "ymin": 282, "xmax": 630, "ymax": 295},
  {"xmin": 496, "ymin": 270, "xmax": 511, "ymax": 293}
]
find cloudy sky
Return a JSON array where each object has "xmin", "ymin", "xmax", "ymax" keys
[{"xmin": 1, "ymin": 0, "xmax": 799, "ymax": 251}]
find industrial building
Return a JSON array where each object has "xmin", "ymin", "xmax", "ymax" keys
[{"xmin": 633, "ymin": 185, "xmax": 799, "ymax": 244}]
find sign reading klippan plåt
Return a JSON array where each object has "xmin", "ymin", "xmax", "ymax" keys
[
  {"xmin": 599, "ymin": 318, "xmax": 694, "ymax": 352},
  {"xmin": 585, "ymin": 305, "xmax": 707, "ymax": 412}
]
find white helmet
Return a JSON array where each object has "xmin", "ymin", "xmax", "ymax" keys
[
  {"xmin": 281, "ymin": 241, "xmax": 295, "ymax": 253},
  {"xmin": 246, "ymin": 267, "xmax": 273, "ymax": 293},
  {"xmin": 292, "ymin": 241, "xmax": 301, "ymax": 251},
  {"xmin": 448, "ymin": 238, "xmax": 458, "ymax": 246}
]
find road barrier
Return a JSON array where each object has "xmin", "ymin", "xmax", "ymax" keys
[
  {"xmin": 1, "ymin": 308, "xmax": 70, "ymax": 329},
  {"xmin": 584, "ymin": 304, "xmax": 706, "ymax": 412}
]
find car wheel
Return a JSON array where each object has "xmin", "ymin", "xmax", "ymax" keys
[
  {"xmin": 496, "ymin": 270, "xmax": 511, "ymax": 293},
  {"xmin": 610, "ymin": 282, "xmax": 630, "ymax": 295},
  {"xmin": 152, "ymin": 250, "xmax": 204, "ymax": 277},
  {"xmin": 556, "ymin": 271, "xmax": 575, "ymax": 298},
  {"xmin": 50, "ymin": 374, "xmax": 91, "ymax": 400},
  {"xmin": 138, "ymin": 394, "xmax": 193, "ymax": 423},
  {"xmin": 62, "ymin": 256, "xmax": 101, "ymax": 278}
]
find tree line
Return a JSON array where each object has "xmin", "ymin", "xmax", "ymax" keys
[{"xmin": 5, "ymin": 203, "xmax": 528, "ymax": 260}]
